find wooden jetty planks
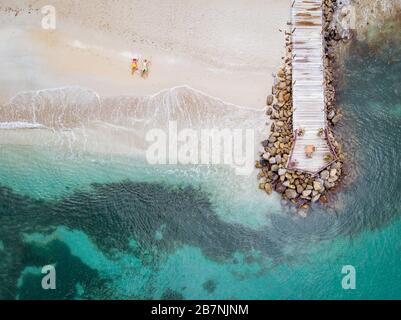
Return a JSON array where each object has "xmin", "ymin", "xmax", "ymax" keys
[{"xmin": 287, "ymin": 0, "xmax": 334, "ymax": 173}]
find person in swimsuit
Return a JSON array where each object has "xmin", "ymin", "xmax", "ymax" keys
[
  {"xmin": 131, "ymin": 58, "xmax": 138, "ymax": 75},
  {"xmin": 141, "ymin": 59, "xmax": 151, "ymax": 78}
]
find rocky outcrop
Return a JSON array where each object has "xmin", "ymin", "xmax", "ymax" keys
[{"xmin": 256, "ymin": 0, "xmax": 345, "ymax": 216}]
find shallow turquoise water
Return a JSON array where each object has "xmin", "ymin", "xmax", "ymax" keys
[{"xmin": 1, "ymin": 18, "xmax": 401, "ymax": 300}]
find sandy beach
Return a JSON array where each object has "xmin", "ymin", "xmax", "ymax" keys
[{"xmin": 0, "ymin": 0, "xmax": 290, "ymax": 107}]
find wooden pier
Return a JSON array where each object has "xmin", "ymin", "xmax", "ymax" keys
[{"xmin": 287, "ymin": 0, "xmax": 335, "ymax": 174}]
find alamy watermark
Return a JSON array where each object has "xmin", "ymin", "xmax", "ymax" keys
[
  {"xmin": 341, "ymin": 265, "xmax": 356, "ymax": 290},
  {"xmin": 145, "ymin": 122, "xmax": 255, "ymax": 176},
  {"xmin": 41, "ymin": 5, "xmax": 56, "ymax": 30},
  {"xmin": 41, "ymin": 265, "xmax": 56, "ymax": 290}
]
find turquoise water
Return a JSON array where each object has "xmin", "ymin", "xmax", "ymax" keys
[{"xmin": 1, "ymin": 18, "xmax": 401, "ymax": 300}]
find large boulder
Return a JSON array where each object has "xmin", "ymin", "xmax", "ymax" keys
[
  {"xmin": 264, "ymin": 183, "xmax": 273, "ymax": 195},
  {"xmin": 284, "ymin": 93, "xmax": 291, "ymax": 102},
  {"xmin": 328, "ymin": 176, "xmax": 339, "ymax": 183},
  {"xmin": 312, "ymin": 194, "xmax": 321, "ymax": 203},
  {"xmin": 331, "ymin": 114, "xmax": 342, "ymax": 125},
  {"xmin": 276, "ymin": 182, "xmax": 286, "ymax": 193},
  {"xmin": 320, "ymin": 170, "xmax": 330, "ymax": 180},
  {"xmin": 262, "ymin": 152, "xmax": 271, "ymax": 160},
  {"xmin": 285, "ymin": 189, "xmax": 298, "ymax": 199},
  {"xmin": 277, "ymin": 68, "xmax": 285, "ymax": 78},
  {"xmin": 271, "ymin": 164, "xmax": 279, "ymax": 172},
  {"xmin": 278, "ymin": 168, "xmax": 287, "ymax": 176},
  {"xmin": 320, "ymin": 194, "xmax": 329, "ymax": 204},
  {"xmin": 262, "ymin": 140, "xmax": 269, "ymax": 147},
  {"xmin": 266, "ymin": 95, "xmax": 274, "ymax": 106},
  {"xmin": 313, "ymin": 181, "xmax": 323, "ymax": 191},
  {"xmin": 296, "ymin": 185, "xmax": 304, "ymax": 194},
  {"xmin": 324, "ymin": 181, "xmax": 336, "ymax": 189}
]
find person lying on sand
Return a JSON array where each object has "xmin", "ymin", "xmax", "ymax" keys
[
  {"xmin": 131, "ymin": 58, "xmax": 139, "ymax": 75},
  {"xmin": 141, "ymin": 59, "xmax": 151, "ymax": 78}
]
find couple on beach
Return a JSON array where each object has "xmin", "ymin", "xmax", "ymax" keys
[{"xmin": 131, "ymin": 58, "xmax": 151, "ymax": 78}]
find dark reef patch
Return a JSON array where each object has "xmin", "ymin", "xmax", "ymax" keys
[
  {"xmin": 161, "ymin": 288, "xmax": 184, "ymax": 300},
  {"xmin": 0, "ymin": 181, "xmax": 283, "ymax": 299},
  {"xmin": 202, "ymin": 279, "xmax": 217, "ymax": 294}
]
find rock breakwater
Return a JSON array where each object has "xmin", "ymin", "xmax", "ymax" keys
[{"xmin": 256, "ymin": 0, "xmax": 346, "ymax": 214}]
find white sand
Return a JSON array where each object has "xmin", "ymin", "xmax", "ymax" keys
[{"xmin": 0, "ymin": 0, "xmax": 291, "ymax": 107}]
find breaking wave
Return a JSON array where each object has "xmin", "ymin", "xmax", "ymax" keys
[
  {"xmin": 0, "ymin": 122, "xmax": 45, "ymax": 129},
  {"xmin": 0, "ymin": 85, "xmax": 264, "ymax": 132}
]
